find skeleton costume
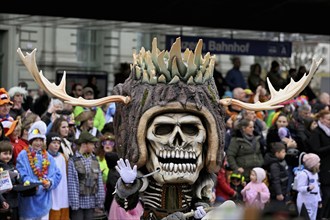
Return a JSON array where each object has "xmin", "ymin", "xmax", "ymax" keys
[
  {"xmin": 17, "ymin": 36, "xmax": 323, "ymax": 220},
  {"xmin": 110, "ymin": 38, "xmax": 225, "ymax": 219}
]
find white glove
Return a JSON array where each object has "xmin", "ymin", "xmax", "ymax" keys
[
  {"xmin": 194, "ymin": 206, "xmax": 206, "ymax": 219},
  {"xmin": 115, "ymin": 158, "xmax": 137, "ymax": 184}
]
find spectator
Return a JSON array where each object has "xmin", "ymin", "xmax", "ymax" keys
[
  {"xmin": 226, "ymin": 118, "xmax": 264, "ymax": 182},
  {"xmin": 306, "ymin": 110, "xmax": 330, "ymax": 219},
  {"xmin": 248, "ymin": 63, "xmax": 265, "ymax": 93},
  {"xmin": 241, "ymin": 167, "xmax": 270, "ymax": 210},
  {"xmin": 225, "ymin": 57, "xmax": 246, "ymax": 91},
  {"xmin": 215, "ymin": 154, "xmax": 236, "ymax": 204},
  {"xmin": 2, "ymin": 119, "xmax": 27, "ymax": 165},
  {"xmin": 73, "ymin": 87, "xmax": 106, "ymax": 131},
  {"xmin": 20, "ymin": 112, "xmax": 41, "ymax": 145},
  {"xmin": 263, "ymin": 142, "xmax": 289, "ymax": 205},
  {"xmin": 18, "ymin": 82, "xmax": 33, "ymax": 111},
  {"xmin": 225, "ymin": 87, "xmax": 248, "ymax": 123},
  {"xmin": 0, "ymin": 140, "xmax": 21, "ymax": 220},
  {"xmin": 74, "ymin": 110, "xmax": 102, "ymax": 139},
  {"xmin": 16, "ymin": 120, "xmax": 62, "ymax": 219},
  {"xmin": 84, "ymin": 75, "xmax": 100, "ymax": 99},
  {"xmin": 51, "ymin": 116, "xmax": 74, "ymax": 160},
  {"xmin": 229, "ymin": 172, "xmax": 245, "ymax": 205},
  {"xmin": 32, "ymin": 88, "xmax": 50, "ymax": 117},
  {"xmin": 213, "ymin": 61, "xmax": 228, "ymax": 98},
  {"xmin": 41, "ymin": 98, "xmax": 64, "ymax": 126},
  {"xmin": 312, "ymin": 92, "xmax": 330, "ymax": 114},
  {"xmin": 296, "ymin": 153, "xmax": 322, "ymax": 220},
  {"xmin": 284, "ymin": 68, "xmax": 297, "ymax": 87},
  {"xmin": 70, "ymin": 83, "xmax": 83, "ymax": 98},
  {"xmin": 288, "ymin": 103, "xmax": 313, "ymax": 153},
  {"xmin": 8, "ymin": 86, "xmax": 28, "ymax": 120},
  {"xmin": 46, "ymin": 132, "xmax": 69, "ymax": 220},
  {"xmin": 0, "ymin": 88, "xmax": 14, "ymax": 121},
  {"xmin": 235, "ymin": 109, "xmax": 267, "ymax": 156},
  {"xmin": 265, "ymin": 61, "xmax": 286, "ymax": 93},
  {"xmin": 68, "ymin": 131, "xmax": 105, "ymax": 220},
  {"xmin": 295, "ymin": 66, "xmax": 317, "ymax": 102}
]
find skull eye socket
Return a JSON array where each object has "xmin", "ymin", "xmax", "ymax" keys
[
  {"xmin": 155, "ymin": 124, "xmax": 175, "ymax": 135},
  {"xmin": 181, "ymin": 124, "xmax": 199, "ymax": 135}
]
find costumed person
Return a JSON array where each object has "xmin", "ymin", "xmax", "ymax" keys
[
  {"xmin": 17, "ymin": 37, "xmax": 323, "ymax": 220},
  {"xmin": 296, "ymin": 153, "xmax": 322, "ymax": 220},
  {"xmin": 46, "ymin": 132, "xmax": 70, "ymax": 220},
  {"xmin": 16, "ymin": 120, "xmax": 62, "ymax": 220},
  {"xmin": 8, "ymin": 86, "xmax": 28, "ymax": 120},
  {"xmin": 0, "ymin": 88, "xmax": 14, "ymax": 121},
  {"xmin": 2, "ymin": 119, "xmax": 28, "ymax": 165},
  {"xmin": 241, "ymin": 167, "xmax": 270, "ymax": 210},
  {"xmin": 67, "ymin": 131, "xmax": 105, "ymax": 220}
]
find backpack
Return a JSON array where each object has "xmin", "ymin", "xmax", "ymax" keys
[{"xmin": 292, "ymin": 152, "xmax": 308, "ymax": 191}]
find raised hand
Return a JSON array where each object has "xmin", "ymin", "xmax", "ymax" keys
[{"xmin": 115, "ymin": 158, "xmax": 137, "ymax": 184}]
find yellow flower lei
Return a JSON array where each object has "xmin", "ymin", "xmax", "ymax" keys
[{"xmin": 25, "ymin": 147, "xmax": 50, "ymax": 184}]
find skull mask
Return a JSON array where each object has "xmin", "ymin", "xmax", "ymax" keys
[{"xmin": 146, "ymin": 113, "xmax": 206, "ymax": 184}]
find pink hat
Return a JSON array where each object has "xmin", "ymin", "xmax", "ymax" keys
[
  {"xmin": 303, "ymin": 153, "xmax": 320, "ymax": 169},
  {"xmin": 252, "ymin": 167, "xmax": 266, "ymax": 183}
]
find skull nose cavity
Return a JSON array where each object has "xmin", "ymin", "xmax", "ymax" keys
[{"xmin": 174, "ymin": 132, "xmax": 183, "ymax": 147}]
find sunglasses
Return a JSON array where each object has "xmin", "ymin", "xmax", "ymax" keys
[{"xmin": 102, "ymin": 140, "xmax": 115, "ymax": 147}]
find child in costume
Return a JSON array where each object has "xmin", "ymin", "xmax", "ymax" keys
[
  {"xmin": 241, "ymin": 167, "xmax": 270, "ymax": 210},
  {"xmin": 16, "ymin": 120, "xmax": 62, "ymax": 219},
  {"xmin": 296, "ymin": 153, "xmax": 322, "ymax": 220}
]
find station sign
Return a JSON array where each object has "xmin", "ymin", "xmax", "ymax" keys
[{"xmin": 165, "ymin": 35, "xmax": 292, "ymax": 57}]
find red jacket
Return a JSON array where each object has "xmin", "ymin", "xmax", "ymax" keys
[{"xmin": 215, "ymin": 168, "xmax": 235, "ymax": 200}]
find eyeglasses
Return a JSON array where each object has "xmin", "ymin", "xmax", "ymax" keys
[{"xmin": 102, "ymin": 140, "xmax": 115, "ymax": 147}]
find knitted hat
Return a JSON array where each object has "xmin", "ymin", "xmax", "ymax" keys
[
  {"xmin": 28, "ymin": 121, "xmax": 47, "ymax": 141},
  {"xmin": 8, "ymin": 86, "xmax": 28, "ymax": 98},
  {"xmin": 252, "ymin": 167, "xmax": 266, "ymax": 183},
  {"xmin": 46, "ymin": 132, "xmax": 62, "ymax": 146},
  {"xmin": 303, "ymin": 153, "xmax": 320, "ymax": 169},
  {"xmin": 1, "ymin": 119, "xmax": 18, "ymax": 136},
  {"xmin": 0, "ymin": 88, "xmax": 13, "ymax": 106}
]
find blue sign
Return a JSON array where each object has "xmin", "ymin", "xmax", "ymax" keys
[{"xmin": 165, "ymin": 35, "xmax": 292, "ymax": 57}]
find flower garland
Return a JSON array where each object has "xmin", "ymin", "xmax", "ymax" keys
[{"xmin": 25, "ymin": 147, "xmax": 50, "ymax": 184}]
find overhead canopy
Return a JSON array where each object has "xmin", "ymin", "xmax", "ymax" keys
[{"xmin": 1, "ymin": 0, "xmax": 330, "ymax": 36}]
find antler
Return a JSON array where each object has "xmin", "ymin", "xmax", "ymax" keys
[
  {"xmin": 219, "ymin": 58, "xmax": 323, "ymax": 111},
  {"xmin": 17, "ymin": 48, "xmax": 130, "ymax": 107}
]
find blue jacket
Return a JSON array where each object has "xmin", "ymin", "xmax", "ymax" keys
[{"xmin": 16, "ymin": 149, "xmax": 62, "ymax": 218}]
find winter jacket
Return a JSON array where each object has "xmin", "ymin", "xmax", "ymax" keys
[
  {"xmin": 227, "ymin": 134, "xmax": 264, "ymax": 182},
  {"xmin": 263, "ymin": 152, "xmax": 289, "ymax": 198}
]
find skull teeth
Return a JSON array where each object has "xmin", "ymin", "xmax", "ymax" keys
[
  {"xmin": 160, "ymin": 162, "xmax": 197, "ymax": 173},
  {"xmin": 159, "ymin": 149, "xmax": 196, "ymax": 159}
]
